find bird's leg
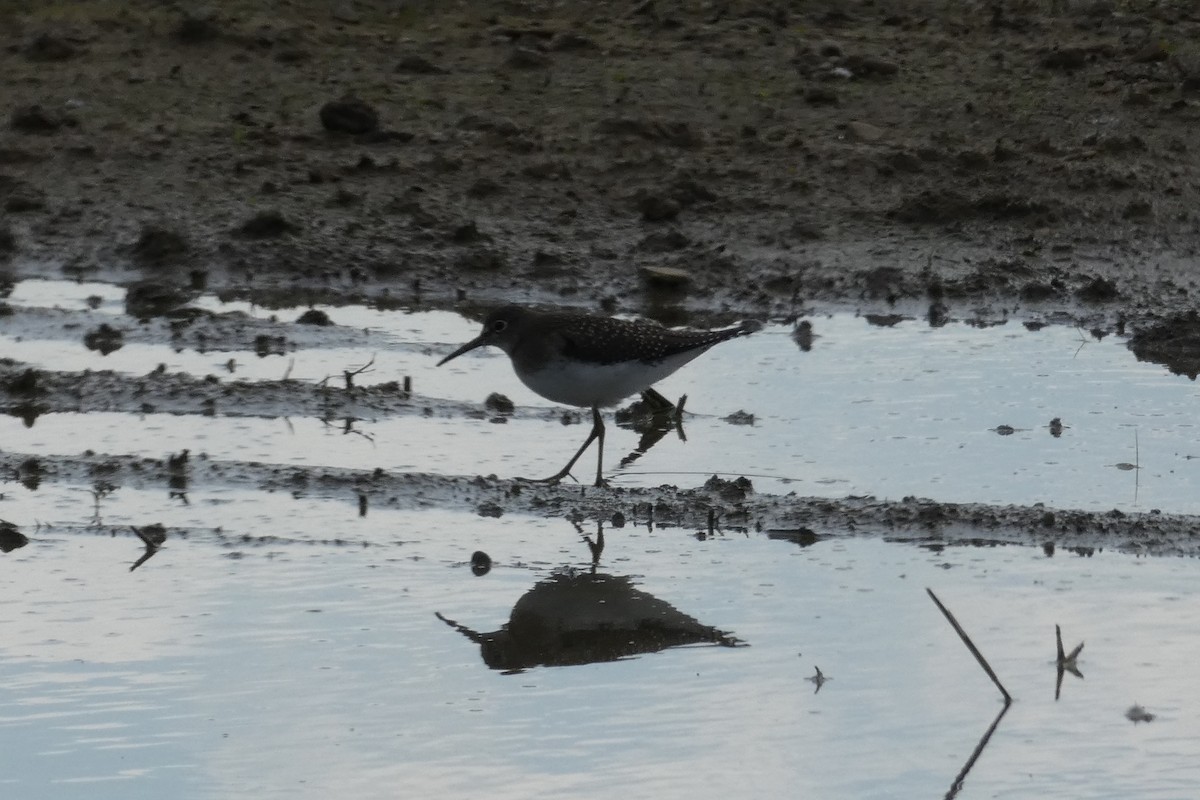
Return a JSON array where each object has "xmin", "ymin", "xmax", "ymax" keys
[
  {"xmin": 591, "ymin": 407, "xmax": 606, "ymax": 487},
  {"xmin": 533, "ymin": 407, "xmax": 606, "ymax": 486}
]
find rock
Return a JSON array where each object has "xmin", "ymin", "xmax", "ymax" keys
[
  {"xmin": 319, "ymin": 96, "xmax": 379, "ymax": 134},
  {"xmin": 396, "ymin": 55, "xmax": 448, "ymax": 74},
  {"xmin": 845, "ymin": 121, "xmax": 885, "ymax": 143},
  {"xmin": 10, "ymin": 105, "xmax": 77, "ymax": 134},
  {"xmin": 723, "ymin": 410, "xmax": 756, "ymax": 426},
  {"xmin": 639, "ymin": 264, "xmax": 691, "ymax": 286},
  {"xmin": 484, "ymin": 393, "xmax": 514, "ymax": 413},
  {"xmin": 470, "ymin": 550, "xmax": 492, "ymax": 576},
  {"xmin": 83, "ymin": 323, "xmax": 125, "ymax": 355},
  {"xmin": 296, "ymin": 309, "xmax": 332, "ymax": 326},
  {"xmin": 235, "ymin": 209, "xmax": 298, "ymax": 238},
  {"xmin": 1076, "ymin": 277, "xmax": 1119, "ymax": 303},
  {"xmin": 125, "ymin": 282, "xmax": 196, "ymax": 318},
  {"xmin": 132, "ymin": 225, "xmax": 189, "ymax": 265}
]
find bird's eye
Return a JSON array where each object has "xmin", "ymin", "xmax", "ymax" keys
[{"xmin": 491, "ymin": 319, "xmax": 508, "ymax": 333}]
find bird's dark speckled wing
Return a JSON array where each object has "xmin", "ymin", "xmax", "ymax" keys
[{"xmin": 551, "ymin": 313, "xmax": 754, "ymax": 366}]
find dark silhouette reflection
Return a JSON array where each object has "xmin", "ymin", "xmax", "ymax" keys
[
  {"xmin": 944, "ymin": 702, "xmax": 1011, "ymax": 800},
  {"xmin": 767, "ymin": 527, "xmax": 823, "ymax": 547},
  {"xmin": 437, "ymin": 523, "xmax": 744, "ymax": 673},
  {"xmin": 792, "ymin": 320, "xmax": 814, "ymax": 351},
  {"xmin": 1054, "ymin": 624, "xmax": 1084, "ymax": 701},
  {"xmin": 129, "ymin": 524, "xmax": 166, "ymax": 572},
  {"xmin": 6, "ymin": 403, "xmax": 42, "ymax": 428},
  {"xmin": 17, "ymin": 457, "xmax": 42, "ymax": 490},
  {"xmin": 614, "ymin": 388, "xmax": 685, "ymax": 470},
  {"xmin": 0, "ymin": 521, "xmax": 28, "ymax": 553},
  {"xmin": 167, "ymin": 449, "xmax": 189, "ymax": 503}
]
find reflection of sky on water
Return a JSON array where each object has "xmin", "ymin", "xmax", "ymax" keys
[
  {"xmin": 0, "ymin": 493, "xmax": 1197, "ymax": 799},
  {"xmin": 2, "ymin": 282, "xmax": 1198, "ymax": 513}
]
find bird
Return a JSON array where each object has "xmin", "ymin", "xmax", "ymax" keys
[{"xmin": 437, "ymin": 305, "xmax": 760, "ymax": 486}]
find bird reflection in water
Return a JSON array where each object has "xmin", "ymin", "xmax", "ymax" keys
[{"xmin": 436, "ymin": 523, "xmax": 744, "ymax": 673}]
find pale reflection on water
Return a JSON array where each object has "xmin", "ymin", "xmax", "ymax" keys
[{"xmin": 1, "ymin": 493, "xmax": 1197, "ymax": 799}]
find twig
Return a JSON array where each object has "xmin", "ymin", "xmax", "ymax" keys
[
  {"xmin": 926, "ymin": 588, "xmax": 1011, "ymax": 703},
  {"xmin": 343, "ymin": 354, "xmax": 376, "ymax": 390}
]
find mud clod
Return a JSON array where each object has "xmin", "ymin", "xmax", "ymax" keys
[
  {"xmin": 296, "ymin": 309, "xmax": 332, "ymax": 326},
  {"xmin": 132, "ymin": 225, "xmax": 190, "ymax": 265},
  {"xmin": 84, "ymin": 324, "xmax": 125, "ymax": 355},
  {"xmin": 319, "ymin": 96, "xmax": 379, "ymax": 135},
  {"xmin": 236, "ymin": 209, "xmax": 298, "ymax": 238}
]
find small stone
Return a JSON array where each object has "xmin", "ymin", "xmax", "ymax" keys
[
  {"xmin": 470, "ymin": 551, "xmax": 492, "ymax": 576},
  {"xmin": 83, "ymin": 323, "xmax": 125, "ymax": 355},
  {"xmin": 296, "ymin": 309, "xmax": 332, "ymax": 326},
  {"xmin": 484, "ymin": 393, "xmax": 514, "ymax": 413},
  {"xmin": 845, "ymin": 121, "xmax": 885, "ymax": 143},
  {"xmin": 1076, "ymin": 277, "xmax": 1119, "ymax": 303},
  {"xmin": 639, "ymin": 264, "xmax": 691, "ymax": 287}
]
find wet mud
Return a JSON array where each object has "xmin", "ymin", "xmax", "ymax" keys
[{"xmin": 3, "ymin": 2, "xmax": 1200, "ymax": 554}]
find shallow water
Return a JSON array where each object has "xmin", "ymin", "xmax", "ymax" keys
[
  {"xmin": 3, "ymin": 281, "xmax": 1200, "ymax": 798},
  {"xmin": 3, "ymin": 279, "xmax": 1198, "ymax": 512},
  {"xmin": 1, "ymin": 495, "xmax": 1197, "ymax": 800}
]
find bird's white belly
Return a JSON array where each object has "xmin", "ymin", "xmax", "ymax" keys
[{"xmin": 517, "ymin": 353, "xmax": 698, "ymax": 408}]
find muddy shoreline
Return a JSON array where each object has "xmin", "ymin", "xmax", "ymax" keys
[
  {"xmin": 3, "ymin": 2, "xmax": 1200, "ymax": 555},
  {"xmin": 4, "ymin": 449, "xmax": 1198, "ymax": 557}
]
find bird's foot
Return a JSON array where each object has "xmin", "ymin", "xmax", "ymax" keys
[{"xmin": 517, "ymin": 471, "xmax": 610, "ymax": 488}]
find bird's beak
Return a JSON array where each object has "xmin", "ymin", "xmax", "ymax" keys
[{"xmin": 437, "ymin": 334, "xmax": 487, "ymax": 366}]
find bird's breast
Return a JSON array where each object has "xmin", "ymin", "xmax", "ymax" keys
[{"xmin": 515, "ymin": 352, "xmax": 699, "ymax": 408}]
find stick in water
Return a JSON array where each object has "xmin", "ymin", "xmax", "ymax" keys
[{"xmin": 926, "ymin": 588, "xmax": 1011, "ymax": 703}]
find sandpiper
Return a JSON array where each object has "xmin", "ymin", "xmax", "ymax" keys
[{"xmin": 438, "ymin": 305, "xmax": 759, "ymax": 486}]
